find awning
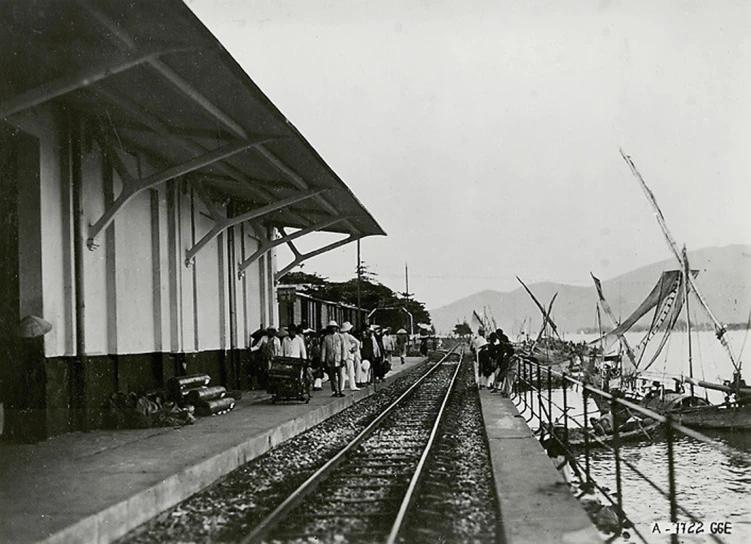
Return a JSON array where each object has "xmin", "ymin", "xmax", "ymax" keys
[{"xmin": 0, "ymin": 0, "xmax": 385, "ymax": 270}]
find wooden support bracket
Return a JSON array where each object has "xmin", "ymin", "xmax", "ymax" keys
[
  {"xmin": 87, "ymin": 140, "xmax": 256, "ymax": 249},
  {"xmin": 275, "ymin": 234, "xmax": 363, "ymax": 282},
  {"xmin": 237, "ymin": 216, "xmax": 347, "ymax": 277},
  {"xmin": 184, "ymin": 189, "xmax": 326, "ymax": 266}
]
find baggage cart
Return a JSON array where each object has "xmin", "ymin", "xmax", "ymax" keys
[{"xmin": 267, "ymin": 356, "xmax": 311, "ymax": 403}]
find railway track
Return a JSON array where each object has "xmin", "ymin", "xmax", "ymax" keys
[{"xmin": 243, "ymin": 346, "xmax": 466, "ymax": 544}]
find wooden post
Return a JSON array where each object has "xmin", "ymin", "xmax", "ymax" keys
[{"xmin": 357, "ymin": 239, "xmax": 362, "ymax": 330}]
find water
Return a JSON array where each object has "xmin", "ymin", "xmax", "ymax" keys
[{"xmin": 521, "ymin": 330, "xmax": 751, "ymax": 543}]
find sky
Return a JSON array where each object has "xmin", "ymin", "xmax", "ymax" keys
[{"xmin": 186, "ymin": 0, "xmax": 750, "ymax": 310}]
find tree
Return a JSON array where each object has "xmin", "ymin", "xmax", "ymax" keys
[
  {"xmin": 355, "ymin": 261, "xmax": 378, "ymax": 283},
  {"xmin": 453, "ymin": 322, "xmax": 472, "ymax": 338},
  {"xmin": 278, "ymin": 271, "xmax": 328, "ymax": 286},
  {"xmin": 285, "ymin": 271, "xmax": 432, "ymax": 331}
]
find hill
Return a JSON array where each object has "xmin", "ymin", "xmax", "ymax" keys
[{"xmin": 430, "ymin": 244, "xmax": 751, "ymax": 336}]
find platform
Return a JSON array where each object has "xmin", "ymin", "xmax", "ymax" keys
[
  {"xmin": 478, "ymin": 389, "xmax": 601, "ymax": 543},
  {"xmin": 0, "ymin": 357, "xmax": 426, "ymax": 544}
]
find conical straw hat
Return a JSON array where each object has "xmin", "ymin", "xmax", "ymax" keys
[{"xmin": 17, "ymin": 315, "xmax": 52, "ymax": 338}]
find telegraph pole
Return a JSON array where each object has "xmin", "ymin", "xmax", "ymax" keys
[
  {"xmin": 356, "ymin": 239, "xmax": 362, "ymax": 330},
  {"xmin": 403, "ymin": 262, "xmax": 414, "ymax": 338},
  {"xmin": 402, "ymin": 262, "xmax": 412, "ymax": 300},
  {"xmin": 405, "ymin": 263, "xmax": 409, "ymax": 299}
]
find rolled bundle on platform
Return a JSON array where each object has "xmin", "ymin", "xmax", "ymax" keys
[
  {"xmin": 195, "ymin": 397, "xmax": 235, "ymax": 416},
  {"xmin": 167, "ymin": 375, "xmax": 211, "ymax": 398},
  {"xmin": 181, "ymin": 386, "xmax": 207, "ymax": 403},
  {"xmin": 185, "ymin": 386, "xmax": 226, "ymax": 405}
]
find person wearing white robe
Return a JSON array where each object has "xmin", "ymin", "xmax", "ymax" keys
[
  {"xmin": 281, "ymin": 325, "xmax": 307, "ymax": 359},
  {"xmin": 340, "ymin": 321, "xmax": 360, "ymax": 391}
]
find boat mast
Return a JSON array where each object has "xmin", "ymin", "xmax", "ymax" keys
[
  {"xmin": 683, "ymin": 246, "xmax": 695, "ymax": 397},
  {"xmin": 516, "ymin": 277, "xmax": 562, "ymax": 341},
  {"xmin": 591, "ymin": 273, "xmax": 639, "ymax": 370},
  {"xmin": 619, "ymin": 148, "xmax": 741, "ymax": 374}
]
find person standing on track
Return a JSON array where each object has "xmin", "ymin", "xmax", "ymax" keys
[{"xmin": 321, "ymin": 320, "xmax": 346, "ymax": 397}]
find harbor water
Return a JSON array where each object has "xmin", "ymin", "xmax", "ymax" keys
[{"xmin": 530, "ymin": 330, "xmax": 751, "ymax": 543}]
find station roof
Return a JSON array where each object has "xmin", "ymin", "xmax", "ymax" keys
[{"xmin": 0, "ymin": 0, "xmax": 385, "ymax": 261}]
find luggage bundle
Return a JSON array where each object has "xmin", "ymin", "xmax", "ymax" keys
[
  {"xmin": 168, "ymin": 374, "xmax": 236, "ymax": 417},
  {"xmin": 102, "ymin": 391, "xmax": 196, "ymax": 429}
]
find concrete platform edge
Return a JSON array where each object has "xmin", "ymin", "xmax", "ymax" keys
[{"xmin": 479, "ymin": 391, "xmax": 601, "ymax": 544}]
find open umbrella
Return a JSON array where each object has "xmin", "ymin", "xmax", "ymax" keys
[{"xmin": 17, "ymin": 315, "xmax": 52, "ymax": 338}]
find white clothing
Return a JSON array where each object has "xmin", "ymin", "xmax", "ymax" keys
[
  {"xmin": 471, "ymin": 335, "xmax": 488, "ymax": 352},
  {"xmin": 281, "ymin": 335, "xmax": 307, "ymax": 359},
  {"xmin": 354, "ymin": 350, "xmax": 365, "ymax": 384},
  {"xmin": 382, "ymin": 334, "xmax": 395, "ymax": 352},
  {"xmin": 342, "ymin": 332, "xmax": 360, "ymax": 390}
]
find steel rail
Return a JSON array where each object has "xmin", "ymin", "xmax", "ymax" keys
[
  {"xmin": 385, "ymin": 346, "xmax": 464, "ymax": 544},
  {"xmin": 241, "ymin": 345, "xmax": 461, "ymax": 544}
]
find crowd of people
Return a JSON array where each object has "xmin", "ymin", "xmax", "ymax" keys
[
  {"xmin": 248, "ymin": 321, "xmax": 411, "ymax": 397},
  {"xmin": 470, "ymin": 327, "xmax": 517, "ymax": 397}
]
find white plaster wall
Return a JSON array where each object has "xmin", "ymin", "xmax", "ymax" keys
[
  {"xmin": 114, "ymin": 185, "xmax": 155, "ymax": 354},
  {"xmin": 80, "ymin": 142, "xmax": 109, "ymax": 356},
  {"xmin": 192, "ymin": 198, "xmax": 222, "ymax": 351},
  {"xmin": 8, "ymin": 111, "xmax": 275, "ymax": 359}
]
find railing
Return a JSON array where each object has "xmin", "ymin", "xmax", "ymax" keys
[{"xmin": 512, "ymin": 356, "xmax": 750, "ymax": 544}]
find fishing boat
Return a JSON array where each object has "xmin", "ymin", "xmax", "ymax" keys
[
  {"xmin": 516, "ymin": 276, "xmax": 592, "ymax": 371},
  {"xmin": 588, "ymin": 269, "xmax": 694, "ymax": 392},
  {"xmin": 592, "ymin": 150, "xmax": 751, "ymax": 430},
  {"xmin": 543, "ymin": 415, "xmax": 662, "ymax": 450},
  {"xmin": 663, "ymin": 377, "xmax": 751, "ymax": 430}
]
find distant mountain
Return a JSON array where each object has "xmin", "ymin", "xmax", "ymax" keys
[{"xmin": 430, "ymin": 245, "xmax": 751, "ymax": 336}]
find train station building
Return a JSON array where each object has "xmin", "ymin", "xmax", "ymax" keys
[{"xmin": 0, "ymin": 0, "xmax": 385, "ymax": 441}]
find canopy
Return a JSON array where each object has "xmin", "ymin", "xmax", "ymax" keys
[{"xmin": 0, "ymin": 0, "xmax": 385, "ymax": 270}]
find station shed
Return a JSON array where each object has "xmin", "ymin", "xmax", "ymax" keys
[{"xmin": 0, "ymin": 0, "xmax": 384, "ymax": 441}]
